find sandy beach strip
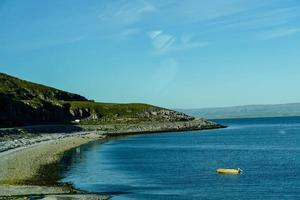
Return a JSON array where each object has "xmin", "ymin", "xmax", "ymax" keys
[{"xmin": 0, "ymin": 131, "xmax": 109, "ymax": 199}]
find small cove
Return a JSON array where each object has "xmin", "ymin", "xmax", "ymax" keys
[{"xmin": 59, "ymin": 117, "xmax": 300, "ymax": 199}]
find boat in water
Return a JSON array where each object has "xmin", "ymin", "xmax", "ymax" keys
[{"xmin": 217, "ymin": 168, "xmax": 242, "ymax": 174}]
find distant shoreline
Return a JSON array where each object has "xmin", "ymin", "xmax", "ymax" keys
[
  {"xmin": 178, "ymin": 103, "xmax": 300, "ymax": 120},
  {"xmin": 0, "ymin": 119, "xmax": 225, "ymax": 199},
  {"xmin": 209, "ymin": 115, "xmax": 300, "ymax": 121}
]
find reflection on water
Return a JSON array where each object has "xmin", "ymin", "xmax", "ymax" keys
[{"xmin": 59, "ymin": 117, "xmax": 300, "ymax": 199}]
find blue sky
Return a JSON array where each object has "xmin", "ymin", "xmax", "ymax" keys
[{"xmin": 1, "ymin": 0, "xmax": 300, "ymax": 109}]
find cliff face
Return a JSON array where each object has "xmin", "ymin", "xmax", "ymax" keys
[
  {"xmin": 0, "ymin": 72, "xmax": 83, "ymax": 127},
  {"xmin": 0, "ymin": 93, "xmax": 73, "ymax": 126},
  {"xmin": 0, "ymin": 73, "xmax": 195, "ymax": 127}
]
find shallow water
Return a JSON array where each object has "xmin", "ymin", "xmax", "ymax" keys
[{"xmin": 60, "ymin": 117, "xmax": 300, "ymax": 199}]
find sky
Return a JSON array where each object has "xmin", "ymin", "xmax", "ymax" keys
[{"xmin": 0, "ymin": 0, "xmax": 300, "ymax": 109}]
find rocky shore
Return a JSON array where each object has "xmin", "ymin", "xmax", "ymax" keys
[
  {"xmin": 103, "ymin": 118, "xmax": 224, "ymax": 135},
  {"xmin": 0, "ymin": 119, "xmax": 224, "ymax": 153},
  {"xmin": 0, "ymin": 119, "xmax": 225, "ymax": 199}
]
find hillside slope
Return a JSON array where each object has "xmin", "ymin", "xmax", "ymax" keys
[
  {"xmin": 0, "ymin": 73, "xmax": 194, "ymax": 127},
  {"xmin": 179, "ymin": 103, "xmax": 300, "ymax": 119}
]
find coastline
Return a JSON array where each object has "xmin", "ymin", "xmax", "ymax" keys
[
  {"xmin": 0, "ymin": 131, "xmax": 109, "ymax": 199},
  {"xmin": 0, "ymin": 119, "xmax": 225, "ymax": 199}
]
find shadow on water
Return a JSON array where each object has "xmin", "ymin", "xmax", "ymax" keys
[
  {"xmin": 11, "ymin": 134, "xmax": 116, "ymax": 188},
  {"xmin": 58, "ymin": 135, "xmax": 130, "ymax": 175},
  {"xmin": 33, "ymin": 135, "xmax": 135, "ymax": 196}
]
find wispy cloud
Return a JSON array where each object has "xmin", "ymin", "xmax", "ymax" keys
[
  {"xmin": 97, "ymin": 0, "xmax": 157, "ymax": 27},
  {"xmin": 148, "ymin": 31, "xmax": 176, "ymax": 51},
  {"xmin": 200, "ymin": 3, "xmax": 300, "ymax": 41},
  {"xmin": 136, "ymin": 0, "xmax": 157, "ymax": 14},
  {"xmin": 210, "ymin": 6, "xmax": 300, "ymax": 31},
  {"xmin": 148, "ymin": 30, "xmax": 208, "ymax": 54},
  {"xmin": 257, "ymin": 27, "xmax": 300, "ymax": 40},
  {"xmin": 154, "ymin": 0, "xmax": 255, "ymax": 25},
  {"xmin": 96, "ymin": 1, "xmax": 300, "ymax": 43}
]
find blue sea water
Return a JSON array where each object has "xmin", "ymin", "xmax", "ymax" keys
[{"xmin": 60, "ymin": 117, "xmax": 300, "ymax": 199}]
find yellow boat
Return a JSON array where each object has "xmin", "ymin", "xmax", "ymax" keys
[{"xmin": 217, "ymin": 168, "xmax": 242, "ymax": 174}]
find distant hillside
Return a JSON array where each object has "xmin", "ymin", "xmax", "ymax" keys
[
  {"xmin": 178, "ymin": 103, "xmax": 300, "ymax": 119},
  {"xmin": 0, "ymin": 72, "xmax": 194, "ymax": 127}
]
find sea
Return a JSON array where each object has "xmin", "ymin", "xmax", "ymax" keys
[{"xmin": 59, "ymin": 116, "xmax": 300, "ymax": 199}]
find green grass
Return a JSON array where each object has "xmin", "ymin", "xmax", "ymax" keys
[
  {"xmin": 0, "ymin": 72, "xmax": 86, "ymax": 101},
  {"xmin": 0, "ymin": 73, "xmax": 53, "ymax": 94},
  {"xmin": 69, "ymin": 101, "xmax": 156, "ymax": 113},
  {"xmin": 68, "ymin": 101, "xmax": 160, "ymax": 124}
]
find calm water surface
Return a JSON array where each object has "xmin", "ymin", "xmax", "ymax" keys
[{"xmin": 60, "ymin": 117, "xmax": 300, "ymax": 199}]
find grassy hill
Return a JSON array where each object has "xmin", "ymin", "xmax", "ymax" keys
[
  {"xmin": 0, "ymin": 73, "xmax": 87, "ymax": 102},
  {"xmin": 0, "ymin": 73, "xmax": 193, "ymax": 127},
  {"xmin": 179, "ymin": 103, "xmax": 300, "ymax": 119}
]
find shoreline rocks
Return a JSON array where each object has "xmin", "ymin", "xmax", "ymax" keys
[{"xmin": 0, "ymin": 119, "xmax": 225, "ymax": 152}]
